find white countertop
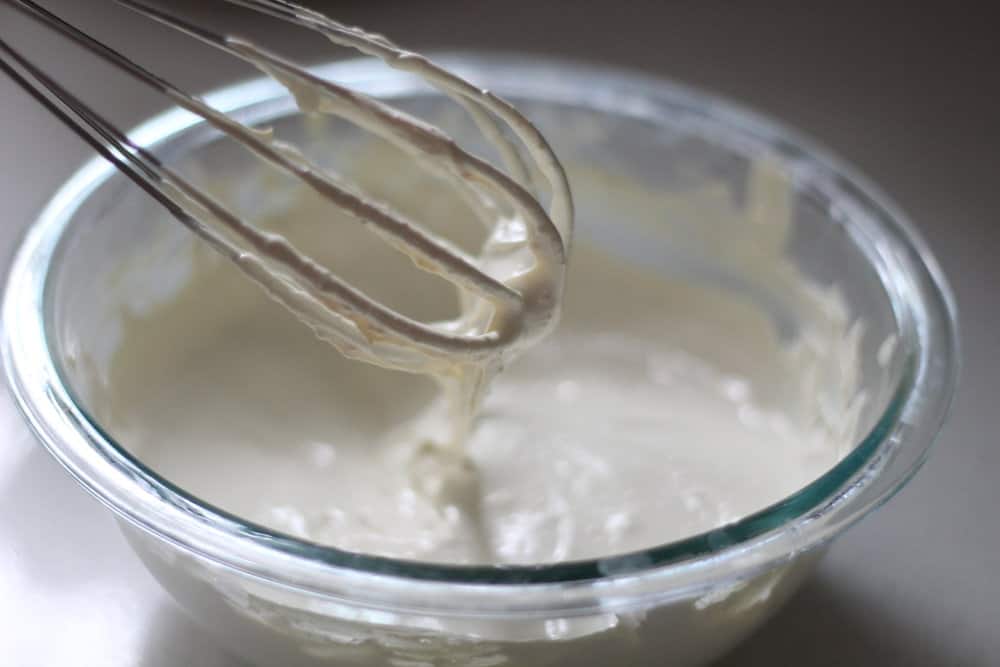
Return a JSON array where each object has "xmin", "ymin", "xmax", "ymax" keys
[{"xmin": 1, "ymin": 2, "xmax": 997, "ymax": 665}]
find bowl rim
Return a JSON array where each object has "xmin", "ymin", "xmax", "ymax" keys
[{"xmin": 1, "ymin": 53, "xmax": 959, "ymax": 610}]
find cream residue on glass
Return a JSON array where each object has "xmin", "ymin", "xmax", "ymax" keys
[{"xmin": 90, "ymin": 107, "xmax": 866, "ymax": 564}]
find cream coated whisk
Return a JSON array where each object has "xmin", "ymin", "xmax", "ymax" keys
[{"xmin": 0, "ymin": 0, "xmax": 573, "ymax": 380}]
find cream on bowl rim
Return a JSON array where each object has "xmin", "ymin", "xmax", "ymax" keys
[{"xmin": 2, "ymin": 53, "xmax": 957, "ymax": 612}]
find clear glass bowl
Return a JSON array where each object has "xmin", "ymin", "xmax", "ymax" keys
[{"xmin": 2, "ymin": 55, "xmax": 958, "ymax": 666}]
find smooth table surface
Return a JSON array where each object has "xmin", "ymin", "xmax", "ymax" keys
[{"xmin": 1, "ymin": 2, "xmax": 997, "ymax": 665}]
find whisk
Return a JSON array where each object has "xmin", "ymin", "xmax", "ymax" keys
[{"xmin": 0, "ymin": 0, "xmax": 573, "ymax": 381}]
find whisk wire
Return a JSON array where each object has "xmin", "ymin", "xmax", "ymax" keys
[
  {"xmin": 214, "ymin": 0, "xmax": 575, "ymax": 243},
  {"xmin": 116, "ymin": 0, "xmax": 564, "ymax": 291},
  {"xmin": 0, "ymin": 0, "xmax": 572, "ymax": 373},
  {"xmin": 0, "ymin": 32, "xmax": 240, "ymax": 261}
]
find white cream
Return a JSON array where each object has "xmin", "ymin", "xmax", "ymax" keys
[{"xmin": 97, "ymin": 144, "xmax": 863, "ymax": 565}]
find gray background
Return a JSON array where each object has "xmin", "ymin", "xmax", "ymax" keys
[{"xmin": 0, "ymin": 1, "xmax": 996, "ymax": 665}]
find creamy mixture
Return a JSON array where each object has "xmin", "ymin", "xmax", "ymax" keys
[
  {"xmin": 64, "ymin": 25, "xmax": 864, "ymax": 568},
  {"xmin": 95, "ymin": 141, "xmax": 864, "ymax": 565}
]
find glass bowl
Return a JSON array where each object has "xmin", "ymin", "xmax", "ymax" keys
[{"xmin": 2, "ymin": 55, "xmax": 958, "ymax": 666}]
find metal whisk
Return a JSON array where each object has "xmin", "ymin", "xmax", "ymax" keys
[{"xmin": 0, "ymin": 0, "xmax": 573, "ymax": 376}]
